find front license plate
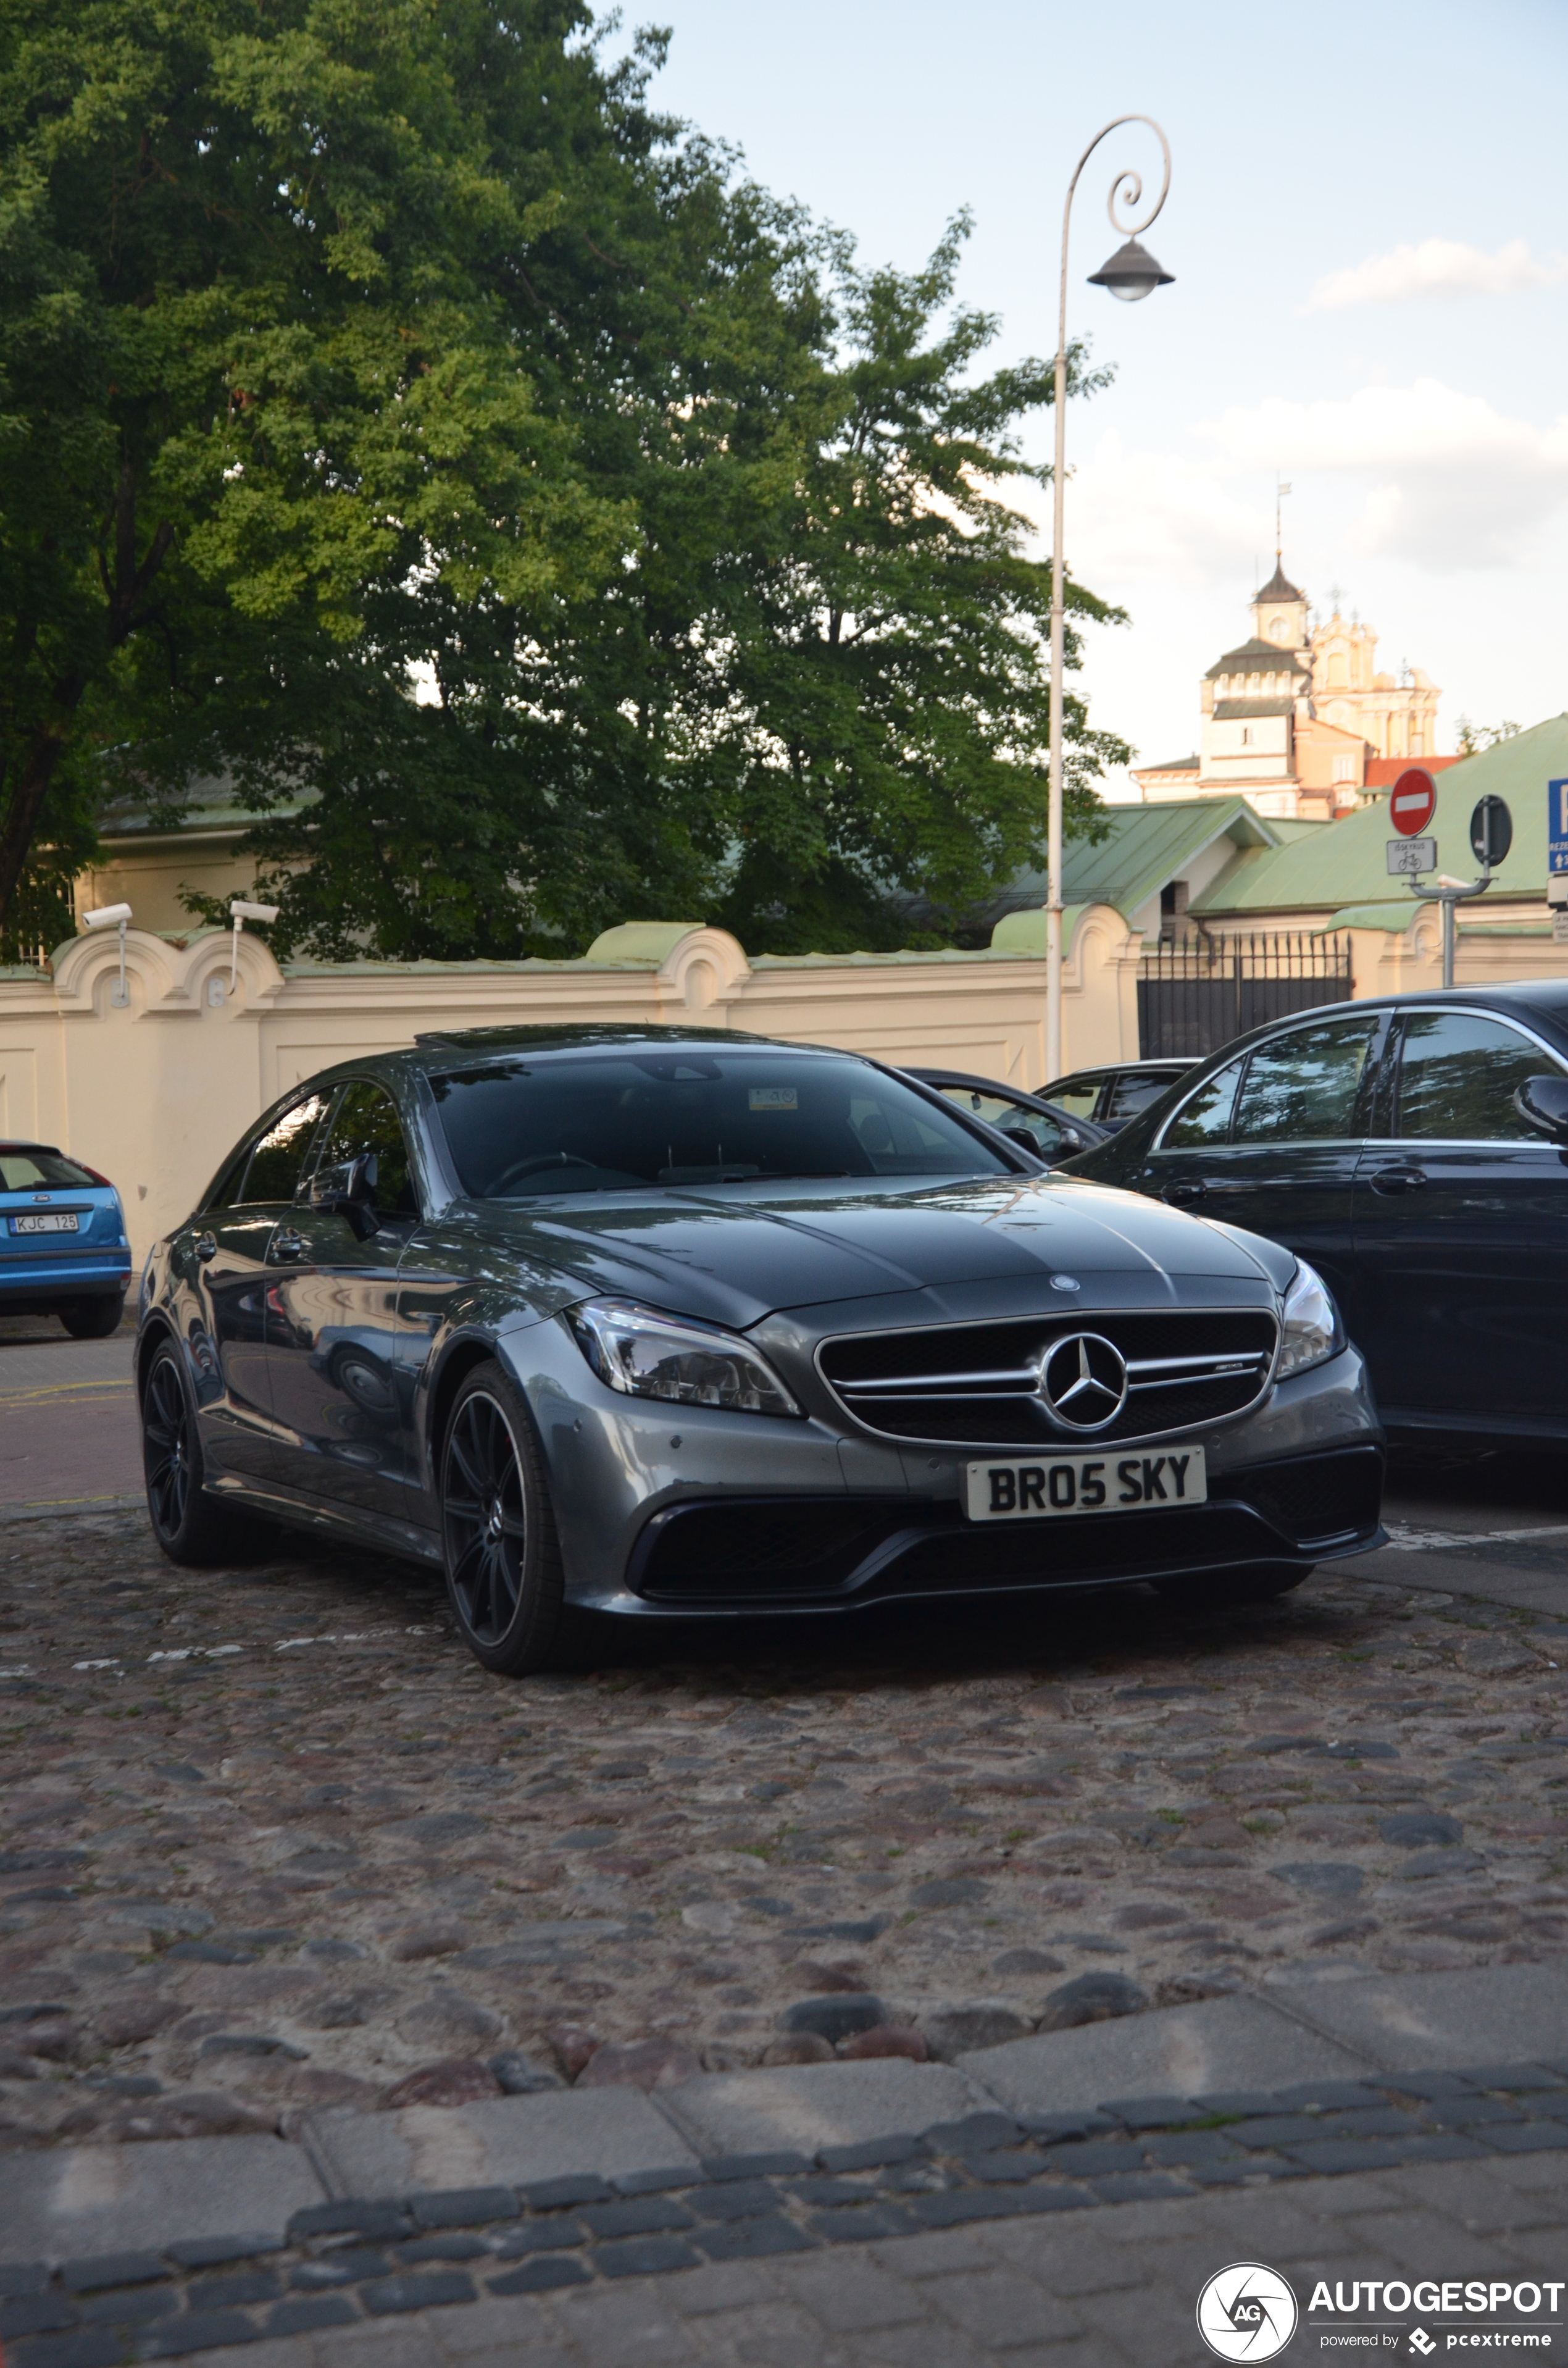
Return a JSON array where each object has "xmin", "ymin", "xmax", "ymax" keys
[
  {"xmin": 9, "ymin": 1212, "xmax": 78, "ymax": 1235},
  {"xmin": 965, "ymin": 1446, "xmax": 1207, "ymax": 1521}
]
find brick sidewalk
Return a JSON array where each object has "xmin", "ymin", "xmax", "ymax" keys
[{"xmin": 143, "ymin": 2151, "xmax": 1568, "ymax": 2367}]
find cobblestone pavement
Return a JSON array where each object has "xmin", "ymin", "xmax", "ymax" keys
[
  {"xmin": 12, "ymin": 2151, "xmax": 1568, "ymax": 2367},
  {"xmin": 2, "ymin": 1449, "xmax": 1567, "ymax": 2152}
]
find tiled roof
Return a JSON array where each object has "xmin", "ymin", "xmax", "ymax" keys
[
  {"xmin": 1205, "ymin": 638, "xmax": 1311, "ymax": 682},
  {"xmin": 1256, "ymin": 561, "xmax": 1305, "ymax": 603}
]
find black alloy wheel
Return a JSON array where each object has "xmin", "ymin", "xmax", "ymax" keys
[
  {"xmin": 140, "ymin": 1337, "xmax": 242, "ymax": 1565},
  {"xmin": 439, "ymin": 1360, "xmax": 583, "ymax": 1675}
]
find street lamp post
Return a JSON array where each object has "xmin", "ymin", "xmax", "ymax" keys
[{"xmin": 1046, "ymin": 116, "xmax": 1174, "ymax": 1083}]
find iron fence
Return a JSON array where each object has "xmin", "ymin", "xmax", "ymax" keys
[{"xmin": 1137, "ymin": 931, "xmax": 1353, "ymax": 1060}]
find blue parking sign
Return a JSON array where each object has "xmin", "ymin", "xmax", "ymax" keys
[{"xmin": 1553, "ymin": 780, "xmax": 1568, "ymax": 873}]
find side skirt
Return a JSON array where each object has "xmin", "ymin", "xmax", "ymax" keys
[{"xmin": 204, "ymin": 1476, "xmax": 443, "ymax": 1567}]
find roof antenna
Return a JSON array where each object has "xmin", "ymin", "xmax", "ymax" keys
[{"xmin": 1275, "ymin": 477, "xmax": 1291, "ymax": 564}]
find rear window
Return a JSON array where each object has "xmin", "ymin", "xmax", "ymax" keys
[
  {"xmin": 0, "ymin": 1148, "xmax": 98, "ymax": 1190},
  {"xmin": 430, "ymin": 1050, "xmax": 1011, "ymax": 1199}
]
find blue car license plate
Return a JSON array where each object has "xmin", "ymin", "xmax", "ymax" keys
[{"xmin": 9, "ymin": 1211, "xmax": 78, "ymax": 1234}]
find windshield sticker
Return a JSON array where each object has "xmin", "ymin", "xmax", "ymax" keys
[{"xmin": 749, "ymin": 1086, "xmax": 798, "ymax": 1111}]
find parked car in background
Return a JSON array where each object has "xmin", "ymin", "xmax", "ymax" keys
[
  {"xmin": 903, "ymin": 1069, "xmax": 1108, "ymax": 1163},
  {"xmin": 1043, "ymin": 1058, "xmax": 1199, "ymax": 1134},
  {"xmin": 0, "ymin": 1142, "xmax": 131, "ymax": 1336},
  {"xmin": 136, "ymin": 1026, "xmax": 1383, "ymax": 1673},
  {"xmin": 1061, "ymin": 981, "xmax": 1568, "ymax": 1447}
]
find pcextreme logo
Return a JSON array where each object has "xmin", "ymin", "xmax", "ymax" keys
[{"xmin": 1198, "ymin": 2262, "xmax": 1301, "ymax": 2361}]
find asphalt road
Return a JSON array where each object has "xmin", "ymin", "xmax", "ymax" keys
[{"xmin": 0, "ymin": 1310, "xmax": 141, "ymax": 1511}]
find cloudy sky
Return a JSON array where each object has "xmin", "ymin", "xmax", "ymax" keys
[{"xmin": 618, "ymin": 0, "xmax": 1567, "ymax": 795}]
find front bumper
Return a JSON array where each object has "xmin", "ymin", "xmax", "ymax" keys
[{"xmin": 503, "ymin": 1321, "xmax": 1383, "ymax": 1618}]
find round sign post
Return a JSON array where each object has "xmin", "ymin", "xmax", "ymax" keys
[
  {"xmin": 1403, "ymin": 777, "xmax": 1507, "ymax": 991},
  {"xmin": 1470, "ymin": 795, "xmax": 1512, "ymax": 869},
  {"xmin": 1390, "ymin": 766, "xmax": 1437, "ymax": 837}
]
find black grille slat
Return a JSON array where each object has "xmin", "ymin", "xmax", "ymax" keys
[{"xmin": 818, "ymin": 1309, "xmax": 1278, "ymax": 1449}]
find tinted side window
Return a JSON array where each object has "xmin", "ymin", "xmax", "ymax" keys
[
  {"xmin": 320, "ymin": 1082, "xmax": 420, "ymax": 1216},
  {"xmin": 1049, "ymin": 1073, "xmax": 1106, "ymax": 1122},
  {"xmin": 1105, "ymin": 1071, "xmax": 1180, "ymax": 1121},
  {"xmin": 936, "ymin": 1086, "xmax": 1063, "ymax": 1159},
  {"xmin": 1396, "ymin": 1012, "xmax": 1568, "ymax": 1141},
  {"xmin": 232, "ymin": 1095, "xmax": 330, "ymax": 1206},
  {"xmin": 1162, "ymin": 1057, "xmax": 1245, "ymax": 1148},
  {"xmin": 1232, "ymin": 1015, "xmax": 1380, "ymax": 1144}
]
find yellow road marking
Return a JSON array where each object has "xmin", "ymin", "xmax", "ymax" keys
[{"xmin": 0, "ymin": 1379, "xmax": 135, "ymax": 1407}]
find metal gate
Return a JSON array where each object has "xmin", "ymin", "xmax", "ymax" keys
[{"xmin": 1137, "ymin": 932, "xmax": 1353, "ymax": 1060}]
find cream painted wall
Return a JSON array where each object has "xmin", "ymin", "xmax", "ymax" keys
[{"xmin": 2, "ymin": 913, "xmax": 1145, "ymax": 1264}]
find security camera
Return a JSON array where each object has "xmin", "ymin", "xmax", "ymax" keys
[
  {"xmin": 84, "ymin": 903, "xmax": 133, "ymax": 928},
  {"xmin": 230, "ymin": 900, "xmax": 280, "ymax": 924}
]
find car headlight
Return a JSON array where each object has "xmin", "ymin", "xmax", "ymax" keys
[
  {"xmin": 566, "ymin": 1298, "xmax": 803, "ymax": 1418},
  {"xmin": 1275, "ymin": 1258, "xmax": 1342, "ymax": 1381}
]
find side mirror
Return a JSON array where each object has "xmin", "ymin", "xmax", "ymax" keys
[
  {"xmin": 1514, "ymin": 1075, "xmax": 1568, "ymax": 1144},
  {"xmin": 1059, "ymin": 1128, "xmax": 1085, "ymax": 1154},
  {"xmin": 311, "ymin": 1152, "xmax": 380, "ymax": 1238}
]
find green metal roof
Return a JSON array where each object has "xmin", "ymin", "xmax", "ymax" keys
[
  {"xmin": 991, "ymin": 798, "xmax": 1286, "ymax": 937},
  {"xmin": 1193, "ymin": 716, "xmax": 1568, "ymax": 920}
]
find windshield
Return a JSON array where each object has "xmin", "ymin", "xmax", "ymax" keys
[
  {"xmin": 430, "ymin": 1050, "xmax": 1012, "ymax": 1199},
  {"xmin": 0, "ymin": 1147, "xmax": 99, "ymax": 1190}
]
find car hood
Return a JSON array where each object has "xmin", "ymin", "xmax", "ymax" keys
[{"xmin": 484, "ymin": 1173, "xmax": 1281, "ymax": 1330}]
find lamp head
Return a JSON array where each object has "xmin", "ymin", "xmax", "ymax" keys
[
  {"xmin": 1086, "ymin": 236, "xmax": 1174, "ymax": 303},
  {"xmin": 84, "ymin": 902, "xmax": 133, "ymax": 929},
  {"xmin": 231, "ymin": 900, "xmax": 280, "ymax": 924}
]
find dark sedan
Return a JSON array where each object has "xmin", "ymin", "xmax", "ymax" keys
[
  {"xmin": 136, "ymin": 1026, "xmax": 1384, "ymax": 1673},
  {"xmin": 1043, "ymin": 1058, "xmax": 1198, "ymax": 1135},
  {"xmin": 1062, "ymin": 980, "xmax": 1568, "ymax": 1447},
  {"xmin": 903, "ymin": 1069, "xmax": 1108, "ymax": 1162}
]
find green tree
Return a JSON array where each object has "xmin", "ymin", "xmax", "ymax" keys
[
  {"xmin": 1455, "ymin": 716, "xmax": 1521, "ymax": 756},
  {"xmin": 0, "ymin": 0, "xmax": 629, "ymax": 938},
  {"xmin": 0, "ymin": 0, "xmax": 1127, "ymax": 958}
]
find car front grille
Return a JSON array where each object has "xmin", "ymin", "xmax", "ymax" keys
[
  {"xmin": 817, "ymin": 1308, "xmax": 1279, "ymax": 1449},
  {"xmin": 626, "ymin": 1445, "xmax": 1382, "ymax": 1607}
]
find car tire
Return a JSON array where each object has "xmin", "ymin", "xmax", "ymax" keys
[
  {"xmin": 141, "ymin": 1337, "xmax": 246, "ymax": 1565},
  {"xmin": 60, "ymin": 1294, "xmax": 125, "ymax": 1339},
  {"xmin": 438, "ymin": 1360, "xmax": 590, "ymax": 1676},
  {"xmin": 1154, "ymin": 1563, "xmax": 1309, "ymax": 1607}
]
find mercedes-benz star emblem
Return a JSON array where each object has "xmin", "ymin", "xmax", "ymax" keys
[{"xmin": 1038, "ymin": 1331, "xmax": 1130, "ymax": 1431}]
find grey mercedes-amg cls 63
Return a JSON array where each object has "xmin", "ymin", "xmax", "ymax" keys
[{"xmin": 135, "ymin": 1024, "xmax": 1385, "ymax": 1673}]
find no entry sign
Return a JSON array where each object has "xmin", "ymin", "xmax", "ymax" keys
[{"xmin": 1390, "ymin": 766, "xmax": 1437, "ymax": 837}]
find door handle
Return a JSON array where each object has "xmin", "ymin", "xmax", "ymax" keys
[
  {"xmin": 194, "ymin": 1231, "xmax": 217, "ymax": 1263},
  {"xmin": 271, "ymin": 1227, "xmax": 306, "ymax": 1261},
  {"xmin": 1370, "ymin": 1166, "xmax": 1428, "ymax": 1196},
  {"xmin": 1162, "ymin": 1179, "xmax": 1208, "ymax": 1206}
]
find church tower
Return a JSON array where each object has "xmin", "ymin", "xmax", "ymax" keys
[{"xmin": 1251, "ymin": 562, "xmax": 1310, "ymax": 658}]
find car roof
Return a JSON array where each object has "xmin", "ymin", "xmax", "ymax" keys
[
  {"xmin": 907, "ymin": 1068, "xmax": 1059, "ymax": 1106},
  {"xmin": 0, "ymin": 1140, "xmax": 64, "ymax": 1156},
  {"xmin": 277, "ymin": 1024, "xmax": 871, "ymax": 1103},
  {"xmin": 411, "ymin": 1023, "xmax": 786, "ymax": 1055},
  {"xmin": 1369, "ymin": 979, "xmax": 1568, "ymax": 1019}
]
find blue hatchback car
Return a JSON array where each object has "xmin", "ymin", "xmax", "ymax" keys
[{"xmin": 0, "ymin": 1141, "xmax": 132, "ymax": 1336}]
